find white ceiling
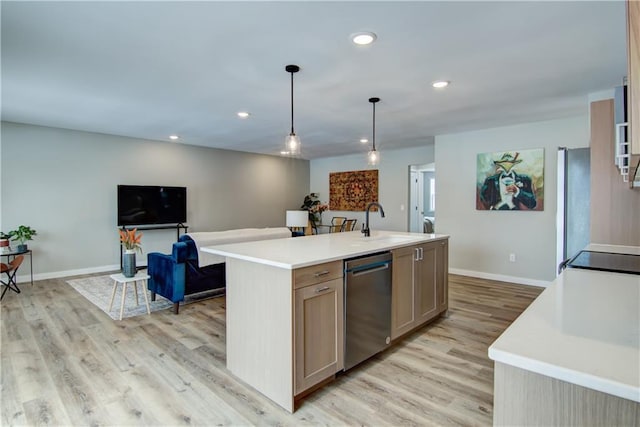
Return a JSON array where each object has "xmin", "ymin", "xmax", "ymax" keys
[{"xmin": 1, "ymin": 1, "xmax": 628, "ymax": 160}]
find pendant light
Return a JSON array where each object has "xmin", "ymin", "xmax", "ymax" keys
[
  {"xmin": 367, "ymin": 97, "xmax": 380, "ymax": 166},
  {"xmin": 285, "ymin": 64, "xmax": 301, "ymax": 156}
]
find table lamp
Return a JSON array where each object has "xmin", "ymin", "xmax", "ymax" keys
[{"xmin": 286, "ymin": 210, "xmax": 309, "ymax": 237}]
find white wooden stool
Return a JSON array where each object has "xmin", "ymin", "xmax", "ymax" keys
[{"xmin": 108, "ymin": 272, "xmax": 151, "ymax": 320}]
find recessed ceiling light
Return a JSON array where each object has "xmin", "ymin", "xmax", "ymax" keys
[
  {"xmin": 360, "ymin": 138, "xmax": 369, "ymax": 144},
  {"xmin": 169, "ymin": 135, "xmax": 179, "ymax": 140},
  {"xmin": 432, "ymin": 80, "xmax": 450, "ymax": 89},
  {"xmin": 351, "ymin": 32, "xmax": 377, "ymax": 45},
  {"xmin": 237, "ymin": 111, "xmax": 250, "ymax": 118}
]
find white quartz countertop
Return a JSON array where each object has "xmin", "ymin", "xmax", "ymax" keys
[
  {"xmin": 201, "ymin": 230, "xmax": 449, "ymax": 269},
  {"xmin": 586, "ymin": 243, "xmax": 640, "ymax": 255},
  {"xmin": 489, "ymin": 262, "xmax": 640, "ymax": 402}
]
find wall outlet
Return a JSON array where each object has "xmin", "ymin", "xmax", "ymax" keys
[{"xmin": 509, "ymin": 253, "xmax": 516, "ymax": 262}]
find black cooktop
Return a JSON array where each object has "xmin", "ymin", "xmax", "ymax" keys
[{"xmin": 567, "ymin": 250, "xmax": 640, "ymax": 275}]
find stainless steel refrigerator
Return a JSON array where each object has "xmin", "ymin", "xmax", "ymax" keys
[{"xmin": 557, "ymin": 147, "xmax": 591, "ymax": 269}]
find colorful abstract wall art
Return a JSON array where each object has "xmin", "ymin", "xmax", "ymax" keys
[{"xmin": 476, "ymin": 149, "xmax": 544, "ymax": 211}]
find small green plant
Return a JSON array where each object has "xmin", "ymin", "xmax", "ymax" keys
[{"xmin": 8, "ymin": 225, "xmax": 37, "ymax": 245}]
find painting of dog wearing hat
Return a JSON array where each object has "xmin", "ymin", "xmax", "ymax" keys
[{"xmin": 477, "ymin": 149, "xmax": 543, "ymax": 211}]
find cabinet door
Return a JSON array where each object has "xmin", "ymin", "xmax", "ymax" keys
[
  {"xmin": 391, "ymin": 245, "xmax": 417, "ymax": 340},
  {"xmin": 436, "ymin": 239, "xmax": 449, "ymax": 313},
  {"xmin": 415, "ymin": 243, "xmax": 439, "ymax": 325},
  {"xmin": 294, "ymin": 278, "xmax": 344, "ymax": 395}
]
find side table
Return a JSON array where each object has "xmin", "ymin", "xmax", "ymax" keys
[{"xmin": 108, "ymin": 272, "xmax": 151, "ymax": 320}]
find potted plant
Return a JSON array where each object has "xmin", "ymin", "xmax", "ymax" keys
[
  {"xmin": 300, "ymin": 193, "xmax": 329, "ymax": 224},
  {"xmin": 119, "ymin": 228, "xmax": 143, "ymax": 277},
  {"xmin": 8, "ymin": 225, "xmax": 37, "ymax": 252}
]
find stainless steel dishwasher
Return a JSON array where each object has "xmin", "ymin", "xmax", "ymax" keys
[{"xmin": 344, "ymin": 251, "xmax": 392, "ymax": 370}]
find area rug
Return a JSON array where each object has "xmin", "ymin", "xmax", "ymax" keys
[{"xmin": 66, "ymin": 274, "xmax": 222, "ymax": 320}]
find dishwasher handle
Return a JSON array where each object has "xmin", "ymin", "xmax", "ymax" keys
[{"xmin": 346, "ymin": 260, "xmax": 392, "ymax": 277}]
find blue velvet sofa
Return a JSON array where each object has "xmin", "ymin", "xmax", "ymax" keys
[{"xmin": 147, "ymin": 228, "xmax": 291, "ymax": 314}]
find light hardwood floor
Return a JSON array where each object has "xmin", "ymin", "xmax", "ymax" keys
[{"xmin": 1, "ymin": 273, "xmax": 543, "ymax": 426}]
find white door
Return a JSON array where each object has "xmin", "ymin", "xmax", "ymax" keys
[{"xmin": 409, "ymin": 171, "xmax": 421, "ymax": 232}]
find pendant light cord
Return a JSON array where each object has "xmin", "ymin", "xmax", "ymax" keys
[
  {"xmin": 372, "ymin": 101, "xmax": 376, "ymax": 151},
  {"xmin": 290, "ymin": 71, "xmax": 295, "ymax": 135}
]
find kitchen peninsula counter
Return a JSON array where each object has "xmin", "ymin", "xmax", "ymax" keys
[
  {"xmin": 202, "ymin": 230, "xmax": 449, "ymax": 412},
  {"xmin": 489, "ymin": 244, "xmax": 640, "ymax": 425},
  {"xmin": 201, "ymin": 229, "xmax": 449, "ymax": 269}
]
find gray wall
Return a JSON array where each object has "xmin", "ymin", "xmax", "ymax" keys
[
  {"xmin": 310, "ymin": 116, "xmax": 588, "ymax": 286},
  {"xmin": 435, "ymin": 115, "xmax": 589, "ymax": 285},
  {"xmin": 3, "ymin": 114, "xmax": 590, "ymax": 285},
  {"xmin": 1, "ymin": 122, "xmax": 309, "ymax": 278},
  {"xmin": 310, "ymin": 145, "xmax": 436, "ymax": 233}
]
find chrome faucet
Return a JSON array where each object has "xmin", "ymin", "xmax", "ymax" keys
[{"xmin": 362, "ymin": 202, "xmax": 385, "ymax": 237}]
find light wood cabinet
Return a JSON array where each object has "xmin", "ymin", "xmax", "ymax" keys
[
  {"xmin": 391, "ymin": 245, "xmax": 417, "ymax": 339},
  {"xmin": 435, "ymin": 239, "xmax": 449, "ymax": 314},
  {"xmin": 391, "ymin": 239, "xmax": 448, "ymax": 340},
  {"xmin": 293, "ymin": 260, "xmax": 343, "ymax": 289},
  {"xmin": 590, "ymin": 100, "xmax": 640, "ymax": 245},
  {"xmin": 293, "ymin": 262, "xmax": 344, "ymax": 395},
  {"xmin": 415, "ymin": 243, "xmax": 439, "ymax": 324},
  {"xmin": 223, "ymin": 238, "xmax": 447, "ymax": 413}
]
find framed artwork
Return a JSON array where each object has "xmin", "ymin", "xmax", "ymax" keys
[
  {"xmin": 476, "ymin": 149, "xmax": 544, "ymax": 211},
  {"xmin": 329, "ymin": 169, "xmax": 378, "ymax": 211}
]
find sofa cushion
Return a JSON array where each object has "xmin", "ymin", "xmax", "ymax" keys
[{"xmin": 184, "ymin": 227, "xmax": 292, "ymax": 267}]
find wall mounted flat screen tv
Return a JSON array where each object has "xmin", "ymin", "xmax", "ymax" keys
[{"xmin": 117, "ymin": 185, "xmax": 187, "ymax": 226}]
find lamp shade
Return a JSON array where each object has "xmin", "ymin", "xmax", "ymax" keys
[
  {"xmin": 367, "ymin": 149, "xmax": 380, "ymax": 166},
  {"xmin": 286, "ymin": 133, "xmax": 301, "ymax": 155},
  {"xmin": 367, "ymin": 97, "xmax": 381, "ymax": 166},
  {"xmin": 286, "ymin": 210, "xmax": 309, "ymax": 228}
]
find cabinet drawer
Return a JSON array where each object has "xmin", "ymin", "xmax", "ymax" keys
[{"xmin": 294, "ymin": 260, "xmax": 343, "ymax": 289}]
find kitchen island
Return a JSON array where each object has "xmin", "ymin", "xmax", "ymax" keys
[
  {"xmin": 202, "ymin": 230, "xmax": 449, "ymax": 412},
  {"xmin": 489, "ymin": 244, "xmax": 640, "ymax": 426}
]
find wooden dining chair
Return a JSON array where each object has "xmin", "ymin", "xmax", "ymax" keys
[
  {"xmin": 342, "ymin": 219, "xmax": 357, "ymax": 232},
  {"xmin": 1, "ymin": 255, "xmax": 24, "ymax": 300},
  {"xmin": 330, "ymin": 217, "xmax": 347, "ymax": 233}
]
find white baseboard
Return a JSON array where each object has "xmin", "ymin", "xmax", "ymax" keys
[
  {"xmin": 449, "ymin": 268, "xmax": 551, "ymax": 288},
  {"xmin": 18, "ymin": 265, "xmax": 551, "ymax": 288},
  {"xmin": 17, "ymin": 264, "xmax": 121, "ymax": 283}
]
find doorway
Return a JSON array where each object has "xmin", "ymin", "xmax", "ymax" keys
[{"xmin": 409, "ymin": 163, "xmax": 435, "ymax": 233}]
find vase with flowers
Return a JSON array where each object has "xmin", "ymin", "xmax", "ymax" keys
[
  {"xmin": 300, "ymin": 193, "xmax": 329, "ymax": 225},
  {"xmin": 119, "ymin": 228, "xmax": 143, "ymax": 277}
]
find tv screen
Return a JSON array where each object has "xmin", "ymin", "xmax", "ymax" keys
[{"xmin": 117, "ymin": 185, "xmax": 187, "ymax": 226}]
